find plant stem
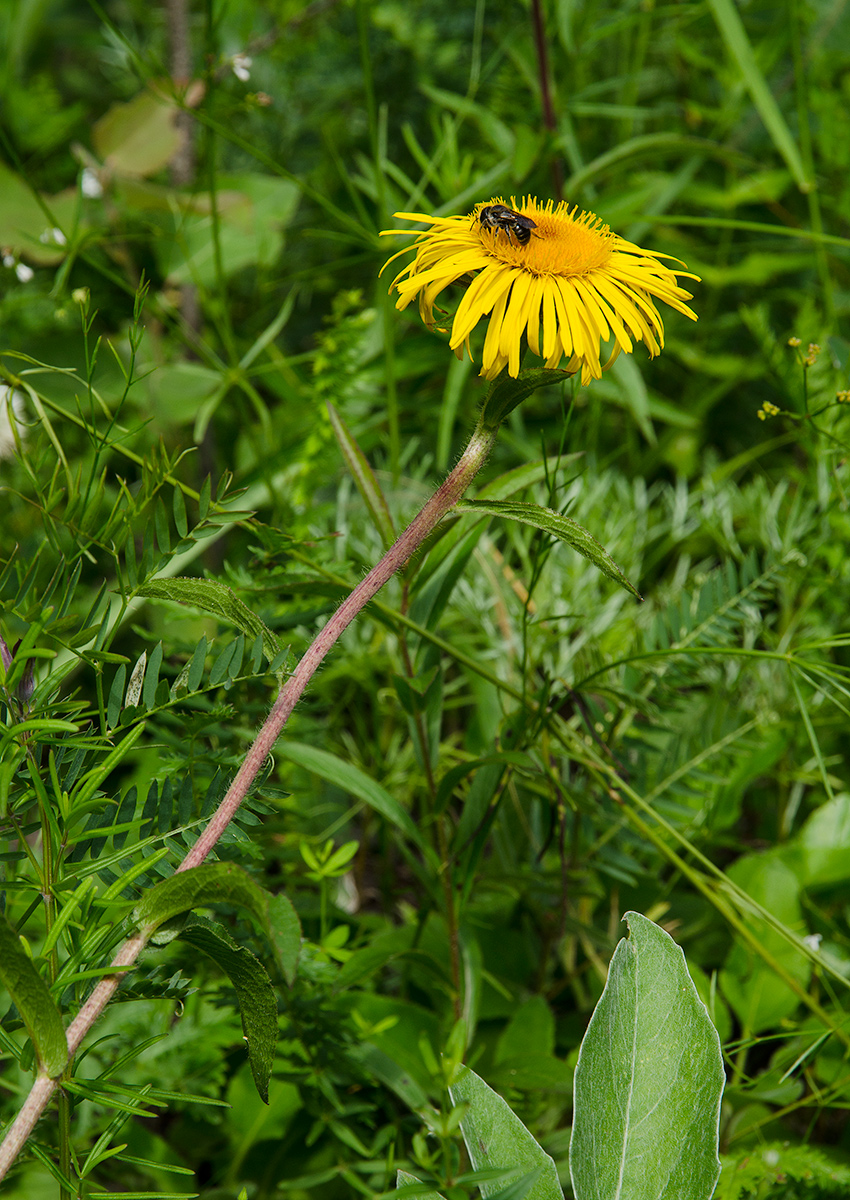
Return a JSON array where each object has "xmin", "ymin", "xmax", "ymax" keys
[
  {"xmin": 178, "ymin": 416, "xmax": 497, "ymax": 872},
  {"xmin": 0, "ymin": 414, "xmax": 499, "ymax": 1184}
]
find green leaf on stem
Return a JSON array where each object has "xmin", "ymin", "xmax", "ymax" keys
[
  {"xmin": 457, "ymin": 499, "xmax": 641, "ymax": 598},
  {"xmin": 133, "ymin": 862, "xmax": 301, "ymax": 984},
  {"xmin": 177, "ymin": 916, "xmax": 277, "ymax": 1103},
  {"xmin": 448, "ymin": 1066, "xmax": 563, "ymax": 1200},
  {"xmin": 0, "ymin": 911, "xmax": 68, "ymax": 1077},
  {"xmin": 137, "ymin": 577, "xmax": 285, "ymax": 675},
  {"xmin": 478, "ymin": 368, "xmax": 571, "ymax": 430},
  {"xmin": 570, "ymin": 912, "xmax": 724, "ymax": 1200}
]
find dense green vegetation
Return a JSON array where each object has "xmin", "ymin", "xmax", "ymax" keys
[{"xmin": 1, "ymin": 0, "xmax": 849, "ymax": 1196}]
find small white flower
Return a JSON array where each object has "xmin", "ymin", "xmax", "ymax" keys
[
  {"xmin": 39, "ymin": 227, "xmax": 66, "ymax": 246},
  {"xmin": 81, "ymin": 167, "xmax": 103, "ymax": 199},
  {"xmin": 0, "ymin": 386, "xmax": 26, "ymax": 459},
  {"xmin": 2, "ymin": 253, "xmax": 14, "ymax": 268},
  {"xmin": 15, "ymin": 262, "xmax": 34, "ymax": 282},
  {"xmin": 231, "ymin": 53, "xmax": 252, "ymax": 82},
  {"xmin": 803, "ymin": 933, "xmax": 822, "ymax": 952}
]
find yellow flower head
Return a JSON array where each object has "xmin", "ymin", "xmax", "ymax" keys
[{"xmin": 381, "ymin": 197, "xmax": 698, "ymax": 383}]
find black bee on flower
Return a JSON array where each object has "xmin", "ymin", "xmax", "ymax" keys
[{"xmin": 477, "ymin": 204, "xmax": 538, "ymax": 246}]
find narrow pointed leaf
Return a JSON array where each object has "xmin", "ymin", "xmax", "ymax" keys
[
  {"xmin": 178, "ymin": 917, "xmax": 276, "ymax": 1102},
  {"xmin": 327, "ymin": 401, "xmax": 396, "ymax": 549},
  {"xmin": 396, "ymin": 1169, "xmax": 448, "ymax": 1200},
  {"xmin": 570, "ymin": 912, "xmax": 724, "ymax": 1200},
  {"xmin": 707, "ymin": 0, "xmax": 809, "ymax": 189},
  {"xmin": 457, "ymin": 499, "xmax": 640, "ymax": 598},
  {"xmin": 278, "ymin": 741, "xmax": 425, "ymax": 849},
  {"xmin": 0, "ymin": 911, "xmax": 68, "ymax": 1077},
  {"xmin": 266, "ymin": 892, "xmax": 301, "ymax": 986},
  {"xmin": 449, "ymin": 1066, "xmax": 563, "ymax": 1200}
]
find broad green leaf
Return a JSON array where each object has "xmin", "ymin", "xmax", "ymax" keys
[
  {"xmin": 278, "ymin": 742, "xmax": 425, "ymax": 849},
  {"xmin": 719, "ymin": 854, "xmax": 810, "ymax": 1032},
  {"xmin": 137, "ymin": 577, "xmax": 284, "ymax": 673},
  {"xmin": 155, "ymin": 173, "xmax": 298, "ymax": 287},
  {"xmin": 148, "ymin": 362, "xmax": 223, "ymax": 427},
  {"xmin": 133, "ymin": 862, "xmax": 301, "ymax": 984},
  {"xmin": 787, "ymin": 793, "xmax": 850, "ymax": 887},
  {"xmin": 92, "ymin": 91, "xmax": 183, "ymax": 178},
  {"xmin": 396, "ymin": 1169, "xmax": 448, "ymax": 1200},
  {"xmin": 327, "ymin": 401, "xmax": 395, "ymax": 549},
  {"xmin": 457, "ymin": 499, "xmax": 641, "ymax": 598},
  {"xmin": 487, "ymin": 1055, "xmax": 572, "ymax": 1093},
  {"xmin": 449, "ymin": 1066, "xmax": 563, "ymax": 1200},
  {"xmin": 132, "ymin": 863, "xmax": 260, "ymax": 933},
  {"xmin": 225, "ymin": 1061, "xmax": 301, "ymax": 1147},
  {"xmin": 0, "ymin": 911, "xmax": 68, "ymax": 1077},
  {"xmin": 570, "ymin": 912, "xmax": 724, "ymax": 1200},
  {"xmin": 495, "ymin": 996, "xmax": 554, "ymax": 1062},
  {"xmin": 0, "ymin": 162, "xmax": 78, "ymax": 264},
  {"xmin": 178, "ymin": 917, "xmax": 276, "ymax": 1103}
]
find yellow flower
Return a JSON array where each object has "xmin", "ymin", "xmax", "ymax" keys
[{"xmin": 381, "ymin": 197, "xmax": 698, "ymax": 382}]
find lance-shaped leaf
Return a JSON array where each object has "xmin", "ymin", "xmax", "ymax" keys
[
  {"xmin": 266, "ymin": 892, "xmax": 301, "ymax": 986},
  {"xmin": 0, "ymin": 911, "xmax": 68, "ymax": 1077},
  {"xmin": 449, "ymin": 1066, "xmax": 563, "ymax": 1200},
  {"xmin": 327, "ymin": 401, "xmax": 396, "ymax": 549},
  {"xmin": 178, "ymin": 917, "xmax": 276, "ymax": 1102},
  {"xmin": 396, "ymin": 1170, "xmax": 448, "ymax": 1200},
  {"xmin": 137, "ymin": 577, "xmax": 285, "ymax": 674},
  {"xmin": 478, "ymin": 368, "xmax": 571, "ymax": 430},
  {"xmin": 570, "ymin": 912, "xmax": 725, "ymax": 1200},
  {"xmin": 456, "ymin": 499, "xmax": 640, "ymax": 598},
  {"xmin": 133, "ymin": 862, "xmax": 301, "ymax": 984},
  {"xmin": 278, "ymin": 741, "xmax": 426, "ymax": 851}
]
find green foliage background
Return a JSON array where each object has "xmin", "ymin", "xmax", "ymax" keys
[{"xmin": 1, "ymin": 0, "xmax": 850, "ymax": 1196}]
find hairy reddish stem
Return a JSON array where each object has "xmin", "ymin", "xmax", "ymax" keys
[{"xmin": 0, "ymin": 417, "xmax": 498, "ymax": 1182}]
